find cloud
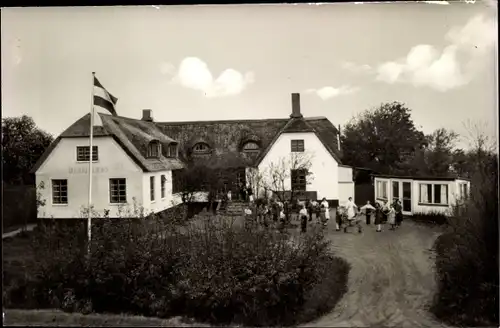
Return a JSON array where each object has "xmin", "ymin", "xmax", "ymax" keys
[
  {"xmin": 375, "ymin": 14, "xmax": 496, "ymax": 92},
  {"xmin": 341, "ymin": 61, "xmax": 372, "ymax": 73},
  {"xmin": 423, "ymin": 1, "xmax": 449, "ymax": 5},
  {"xmin": 305, "ymin": 85, "xmax": 359, "ymax": 100},
  {"xmin": 166, "ymin": 57, "xmax": 254, "ymax": 98}
]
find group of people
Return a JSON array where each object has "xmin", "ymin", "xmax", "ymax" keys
[
  {"xmin": 226, "ymin": 183, "xmax": 254, "ymax": 203},
  {"xmin": 336, "ymin": 198, "xmax": 404, "ymax": 233}
]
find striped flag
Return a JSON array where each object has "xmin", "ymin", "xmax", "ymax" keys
[{"xmin": 93, "ymin": 76, "xmax": 118, "ymax": 116}]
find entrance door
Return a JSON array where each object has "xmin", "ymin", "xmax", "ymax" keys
[
  {"xmin": 402, "ymin": 182, "xmax": 412, "ymax": 214},
  {"xmin": 391, "ymin": 180, "xmax": 412, "ymax": 215}
]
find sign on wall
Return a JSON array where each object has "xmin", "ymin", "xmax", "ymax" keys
[{"xmin": 69, "ymin": 167, "xmax": 109, "ymax": 174}]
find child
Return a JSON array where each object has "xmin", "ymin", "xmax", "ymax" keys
[
  {"xmin": 387, "ymin": 204, "xmax": 396, "ymax": 230},
  {"xmin": 360, "ymin": 201, "xmax": 375, "ymax": 225},
  {"xmin": 336, "ymin": 205, "xmax": 345, "ymax": 231},
  {"xmin": 299, "ymin": 204, "xmax": 309, "ymax": 233}
]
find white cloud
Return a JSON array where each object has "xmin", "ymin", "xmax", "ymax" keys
[
  {"xmin": 375, "ymin": 14, "xmax": 496, "ymax": 92},
  {"xmin": 305, "ymin": 85, "xmax": 359, "ymax": 100},
  {"xmin": 341, "ymin": 61, "xmax": 372, "ymax": 73},
  {"xmin": 167, "ymin": 57, "xmax": 254, "ymax": 98},
  {"xmin": 423, "ymin": 1, "xmax": 449, "ymax": 5}
]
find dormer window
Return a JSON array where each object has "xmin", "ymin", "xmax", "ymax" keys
[
  {"xmin": 167, "ymin": 143, "xmax": 178, "ymax": 158},
  {"xmin": 242, "ymin": 141, "xmax": 260, "ymax": 153},
  {"xmin": 147, "ymin": 140, "xmax": 161, "ymax": 158},
  {"xmin": 192, "ymin": 142, "xmax": 211, "ymax": 154}
]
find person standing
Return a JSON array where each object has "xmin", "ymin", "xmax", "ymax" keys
[
  {"xmin": 360, "ymin": 200, "xmax": 375, "ymax": 225},
  {"xmin": 227, "ymin": 190, "xmax": 232, "ymax": 202},
  {"xmin": 313, "ymin": 199, "xmax": 320, "ymax": 224},
  {"xmin": 394, "ymin": 199, "xmax": 403, "ymax": 228},
  {"xmin": 345, "ymin": 197, "xmax": 357, "ymax": 222},
  {"xmin": 299, "ymin": 204, "xmax": 309, "ymax": 233},
  {"xmin": 335, "ymin": 205, "xmax": 345, "ymax": 231},
  {"xmin": 247, "ymin": 185, "xmax": 254, "ymax": 203},
  {"xmin": 306, "ymin": 199, "xmax": 313, "ymax": 222},
  {"xmin": 321, "ymin": 198, "xmax": 330, "ymax": 225},
  {"xmin": 387, "ymin": 204, "xmax": 396, "ymax": 230},
  {"xmin": 374, "ymin": 202, "xmax": 384, "ymax": 232}
]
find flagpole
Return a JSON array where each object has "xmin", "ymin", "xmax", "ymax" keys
[{"xmin": 87, "ymin": 72, "xmax": 95, "ymax": 255}]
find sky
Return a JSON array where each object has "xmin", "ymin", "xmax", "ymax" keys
[{"xmin": 1, "ymin": 2, "xmax": 498, "ymax": 150}]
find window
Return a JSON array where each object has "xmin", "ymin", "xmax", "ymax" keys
[
  {"xmin": 242, "ymin": 141, "xmax": 260, "ymax": 152},
  {"xmin": 161, "ymin": 175, "xmax": 166, "ymax": 199},
  {"xmin": 291, "ymin": 169, "xmax": 307, "ymax": 191},
  {"xmin": 52, "ymin": 179, "xmax": 68, "ymax": 204},
  {"xmin": 419, "ymin": 183, "xmax": 449, "ymax": 205},
  {"xmin": 109, "ymin": 178, "xmax": 127, "ymax": 204},
  {"xmin": 392, "ymin": 181, "xmax": 399, "ymax": 203},
  {"xmin": 192, "ymin": 142, "xmax": 210, "ymax": 154},
  {"xmin": 77, "ymin": 146, "xmax": 98, "ymax": 162},
  {"xmin": 150, "ymin": 176, "xmax": 155, "ymax": 201},
  {"xmin": 291, "ymin": 139, "xmax": 305, "ymax": 152},
  {"xmin": 147, "ymin": 141, "xmax": 161, "ymax": 158},
  {"xmin": 459, "ymin": 183, "xmax": 469, "ymax": 200},
  {"xmin": 167, "ymin": 144, "xmax": 177, "ymax": 158},
  {"xmin": 376, "ymin": 180, "xmax": 388, "ymax": 200}
]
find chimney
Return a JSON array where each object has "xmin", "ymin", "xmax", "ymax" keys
[
  {"xmin": 290, "ymin": 93, "xmax": 303, "ymax": 118},
  {"xmin": 142, "ymin": 109, "xmax": 153, "ymax": 122}
]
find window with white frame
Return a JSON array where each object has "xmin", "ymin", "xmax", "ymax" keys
[
  {"xmin": 376, "ymin": 180, "xmax": 387, "ymax": 200},
  {"xmin": 52, "ymin": 179, "xmax": 68, "ymax": 204},
  {"xmin": 147, "ymin": 141, "xmax": 161, "ymax": 158},
  {"xmin": 291, "ymin": 169, "xmax": 307, "ymax": 191},
  {"xmin": 419, "ymin": 183, "xmax": 449, "ymax": 205},
  {"xmin": 161, "ymin": 175, "xmax": 166, "ymax": 199},
  {"xmin": 109, "ymin": 178, "xmax": 127, "ymax": 204},
  {"xmin": 76, "ymin": 146, "xmax": 98, "ymax": 162},
  {"xmin": 166, "ymin": 144, "xmax": 177, "ymax": 158},
  {"xmin": 459, "ymin": 182, "xmax": 469, "ymax": 200},
  {"xmin": 150, "ymin": 176, "xmax": 155, "ymax": 201}
]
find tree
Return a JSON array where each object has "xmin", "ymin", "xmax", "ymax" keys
[
  {"xmin": 340, "ymin": 102, "xmax": 427, "ymax": 174},
  {"xmin": 261, "ymin": 152, "xmax": 314, "ymax": 221},
  {"xmin": 2, "ymin": 115, "xmax": 53, "ymax": 185}
]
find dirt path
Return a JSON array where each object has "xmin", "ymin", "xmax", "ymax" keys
[{"xmin": 302, "ymin": 218, "xmax": 449, "ymax": 328}]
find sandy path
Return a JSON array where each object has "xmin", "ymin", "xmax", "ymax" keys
[{"xmin": 302, "ymin": 218, "xmax": 449, "ymax": 328}]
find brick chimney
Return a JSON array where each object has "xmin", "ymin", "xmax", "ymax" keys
[
  {"xmin": 142, "ymin": 109, "xmax": 153, "ymax": 122},
  {"xmin": 290, "ymin": 93, "xmax": 303, "ymax": 119}
]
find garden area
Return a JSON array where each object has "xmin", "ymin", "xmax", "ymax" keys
[{"xmin": 2, "ymin": 208, "xmax": 350, "ymax": 327}]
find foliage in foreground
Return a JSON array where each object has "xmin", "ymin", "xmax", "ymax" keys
[
  {"xmin": 3, "ymin": 216, "xmax": 349, "ymax": 327},
  {"xmin": 431, "ymin": 150, "xmax": 498, "ymax": 326}
]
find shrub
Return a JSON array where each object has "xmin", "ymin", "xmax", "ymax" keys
[
  {"xmin": 431, "ymin": 152, "xmax": 498, "ymax": 326},
  {"xmin": 410, "ymin": 211, "xmax": 449, "ymax": 226},
  {"xmin": 4, "ymin": 214, "xmax": 349, "ymax": 327}
]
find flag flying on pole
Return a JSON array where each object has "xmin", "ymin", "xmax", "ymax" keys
[{"xmin": 93, "ymin": 76, "xmax": 118, "ymax": 116}]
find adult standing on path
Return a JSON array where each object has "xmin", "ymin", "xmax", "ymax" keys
[
  {"xmin": 374, "ymin": 202, "xmax": 384, "ymax": 232},
  {"xmin": 345, "ymin": 197, "xmax": 357, "ymax": 222},
  {"xmin": 394, "ymin": 199, "xmax": 403, "ymax": 228}
]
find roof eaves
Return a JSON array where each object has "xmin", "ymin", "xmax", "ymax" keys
[{"xmin": 30, "ymin": 137, "xmax": 62, "ymax": 174}]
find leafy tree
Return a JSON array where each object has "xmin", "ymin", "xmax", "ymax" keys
[
  {"xmin": 419, "ymin": 128, "xmax": 460, "ymax": 176},
  {"xmin": 340, "ymin": 102, "xmax": 427, "ymax": 174},
  {"xmin": 2, "ymin": 115, "xmax": 53, "ymax": 185}
]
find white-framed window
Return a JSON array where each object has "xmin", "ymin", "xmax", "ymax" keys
[
  {"xmin": 291, "ymin": 139, "xmax": 305, "ymax": 152},
  {"xmin": 76, "ymin": 146, "xmax": 98, "ymax": 162},
  {"xmin": 161, "ymin": 175, "xmax": 166, "ymax": 199},
  {"xmin": 419, "ymin": 183, "xmax": 449, "ymax": 205},
  {"xmin": 458, "ymin": 182, "xmax": 469, "ymax": 200},
  {"xmin": 376, "ymin": 180, "xmax": 388, "ymax": 200},
  {"xmin": 52, "ymin": 179, "xmax": 68, "ymax": 204},
  {"xmin": 242, "ymin": 141, "xmax": 260, "ymax": 153},
  {"xmin": 166, "ymin": 144, "xmax": 177, "ymax": 158},
  {"xmin": 192, "ymin": 142, "xmax": 211, "ymax": 154},
  {"xmin": 109, "ymin": 178, "xmax": 127, "ymax": 204},
  {"xmin": 147, "ymin": 141, "xmax": 161, "ymax": 158},
  {"xmin": 150, "ymin": 176, "xmax": 155, "ymax": 202},
  {"xmin": 291, "ymin": 169, "xmax": 307, "ymax": 191}
]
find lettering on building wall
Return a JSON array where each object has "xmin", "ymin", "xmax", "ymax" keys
[{"xmin": 69, "ymin": 167, "xmax": 109, "ymax": 174}]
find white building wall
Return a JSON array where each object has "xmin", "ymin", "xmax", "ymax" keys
[
  {"xmin": 338, "ymin": 165, "xmax": 354, "ymax": 203},
  {"xmin": 142, "ymin": 171, "xmax": 180, "ymax": 215},
  {"xmin": 36, "ymin": 137, "xmax": 143, "ymax": 219},
  {"xmin": 257, "ymin": 132, "xmax": 339, "ymax": 201}
]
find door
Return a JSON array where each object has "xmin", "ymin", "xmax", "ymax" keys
[{"xmin": 402, "ymin": 182, "xmax": 412, "ymax": 214}]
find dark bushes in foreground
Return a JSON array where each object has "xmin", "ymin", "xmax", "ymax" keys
[
  {"xmin": 431, "ymin": 152, "xmax": 498, "ymax": 326},
  {"xmin": 410, "ymin": 211, "xmax": 449, "ymax": 225},
  {"xmin": 3, "ymin": 216, "xmax": 349, "ymax": 327}
]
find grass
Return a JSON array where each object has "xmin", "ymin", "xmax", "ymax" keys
[{"xmin": 2, "ymin": 309, "xmax": 208, "ymax": 327}]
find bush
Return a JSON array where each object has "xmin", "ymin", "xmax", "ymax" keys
[
  {"xmin": 431, "ymin": 152, "xmax": 498, "ymax": 326},
  {"xmin": 410, "ymin": 211, "xmax": 449, "ymax": 225},
  {"xmin": 4, "ymin": 214, "xmax": 349, "ymax": 327}
]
